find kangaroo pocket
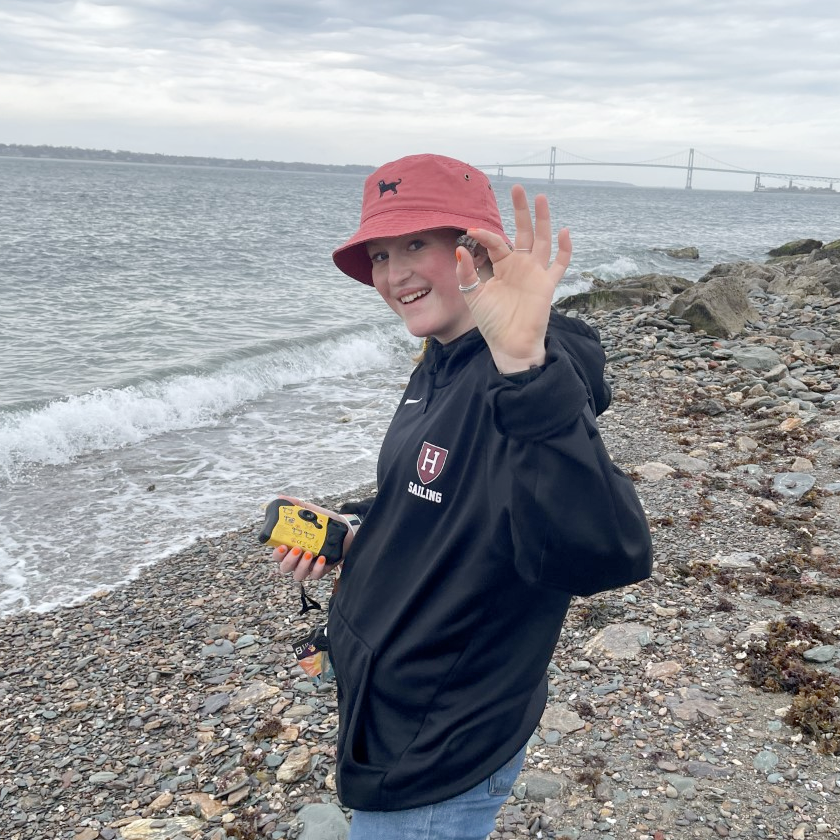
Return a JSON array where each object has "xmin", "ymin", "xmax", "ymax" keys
[{"xmin": 327, "ymin": 603, "xmax": 388, "ymax": 808}]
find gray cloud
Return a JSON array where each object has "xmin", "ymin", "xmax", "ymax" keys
[{"xmin": 1, "ymin": 0, "xmax": 838, "ymax": 183}]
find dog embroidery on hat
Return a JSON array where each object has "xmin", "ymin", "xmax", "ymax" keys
[{"xmin": 378, "ymin": 178, "xmax": 402, "ymax": 197}]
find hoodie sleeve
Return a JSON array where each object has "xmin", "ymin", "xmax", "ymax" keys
[
  {"xmin": 486, "ymin": 321, "xmax": 652, "ymax": 596},
  {"xmin": 339, "ymin": 497, "xmax": 376, "ymax": 522}
]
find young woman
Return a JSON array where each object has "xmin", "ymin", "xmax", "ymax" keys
[{"xmin": 275, "ymin": 154, "xmax": 652, "ymax": 840}]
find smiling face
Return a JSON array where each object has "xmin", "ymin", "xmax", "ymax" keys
[{"xmin": 366, "ymin": 229, "xmax": 476, "ymax": 344}]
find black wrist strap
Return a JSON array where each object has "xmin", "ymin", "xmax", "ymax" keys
[{"xmin": 299, "ymin": 583, "xmax": 322, "ymax": 615}]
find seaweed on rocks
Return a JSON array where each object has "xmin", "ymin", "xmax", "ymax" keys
[
  {"xmin": 751, "ymin": 508, "xmax": 777, "ymax": 526},
  {"xmin": 744, "ymin": 617, "xmax": 840, "ymax": 754},
  {"xmin": 241, "ymin": 748, "xmax": 264, "ymax": 773},
  {"xmin": 767, "ymin": 615, "xmax": 835, "ymax": 646},
  {"xmin": 756, "ymin": 550, "xmax": 840, "ymax": 603},
  {"xmin": 573, "ymin": 754, "xmax": 607, "ymax": 793},
  {"xmin": 571, "ymin": 698, "xmax": 597, "ymax": 719},
  {"xmin": 756, "ymin": 576, "xmax": 803, "ymax": 604},
  {"xmin": 755, "ymin": 425, "xmax": 816, "ymax": 450},
  {"xmin": 797, "ymin": 488, "xmax": 823, "ymax": 508},
  {"xmin": 784, "ymin": 675, "xmax": 840, "ymax": 756},
  {"xmin": 573, "ymin": 599, "xmax": 624, "ymax": 629},
  {"xmin": 225, "ymin": 807, "xmax": 261, "ymax": 840},
  {"xmin": 252, "ymin": 718, "xmax": 285, "ymax": 740}
]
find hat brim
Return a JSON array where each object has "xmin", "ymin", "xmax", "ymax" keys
[{"xmin": 332, "ymin": 209, "xmax": 511, "ymax": 286}]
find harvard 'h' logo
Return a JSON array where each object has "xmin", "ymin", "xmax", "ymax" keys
[{"xmin": 417, "ymin": 441, "xmax": 448, "ymax": 485}]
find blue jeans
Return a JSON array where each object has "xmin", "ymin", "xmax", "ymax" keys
[{"xmin": 347, "ymin": 745, "xmax": 527, "ymax": 840}]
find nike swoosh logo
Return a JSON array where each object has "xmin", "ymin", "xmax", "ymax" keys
[{"xmin": 404, "ymin": 397, "xmax": 424, "ymax": 405}]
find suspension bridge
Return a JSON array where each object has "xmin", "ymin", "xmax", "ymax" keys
[{"xmin": 476, "ymin": 148, "xmax": 838, "ymax": 191}]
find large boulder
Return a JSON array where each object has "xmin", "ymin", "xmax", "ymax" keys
[
  {"xmin": 767, "ymin": 238, "xmax": 823, "ymax": 257},
  {"xmin": 806, "ymin": 246, "xmax": 840, "ymax": 266},
  {"xmin": 668, "ymin": 276, "xmax": 758, "ymax": 338},
  {"xmin": 558, "ymin": 286, "xmax": 660, "ymax": 312},
  {"xmin": 653, "ymin": 246, "xmax": 699, "ymax": 260},
  {"xmin": 802, "ymin": 259, "xmax": 840, "ymax": 295},
  {"xmin": 624, "ymin": 274, "xmax": 694, "ymax": 295},
  {"xmin": 758, "ymin": 252, "xmax": 839, "ymax": 300},
  {"xmin": 699, "ymin": 261, "xmax": 777, "ymax": 291},
  {"xmin": 557, "ymin": 273, "xmax": 691, "ymax": 313},
  {"xmin": 767, "ymin": 265, "xmax": 833, "ymax": 299},
  {"xmin": 701, "ymin": 252, "xmax": 838, "ymax": 303}
]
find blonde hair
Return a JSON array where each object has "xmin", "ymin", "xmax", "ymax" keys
[{"xmin": 414, "ymin": 337, "xmax": 430, "ymax": 364}]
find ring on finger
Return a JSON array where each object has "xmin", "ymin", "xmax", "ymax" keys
[
  {"xmin": 513, "ymin": 248, "xmax": 532, "ymax": 252},
  {"xmin": 458, "ymin": 272, "xmax": 482, "ymax": 293}
]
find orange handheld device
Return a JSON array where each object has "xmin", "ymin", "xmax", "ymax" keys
[{"xmin": 258, "ymin": 498, "xmax": 348, "ymax": 565}]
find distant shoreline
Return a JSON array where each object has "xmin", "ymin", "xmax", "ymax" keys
[
  {"xmin": 0, "ymin": 142, "xmax": 635, "ymax": 188},
  {"xmin": 0, "ymin": 142, "xmax": 377, "ymax": 175}
]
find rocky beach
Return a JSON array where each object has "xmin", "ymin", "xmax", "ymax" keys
[{"xmin": 2, "ymin": 240, "xmax": 839, "ymax": 840}]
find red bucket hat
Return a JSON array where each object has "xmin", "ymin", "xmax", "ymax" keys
[{"xmin": 332, "ymin": 154, "xmax": 511, "ymax": 285}]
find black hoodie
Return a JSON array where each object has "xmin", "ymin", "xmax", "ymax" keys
[{"xmin": 329, "ymin": 311, "xmax": 652, "ymax": 811}]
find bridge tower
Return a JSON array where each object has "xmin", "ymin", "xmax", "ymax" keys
[
  {"xmin": 549, "ymin": 146, "xmax": 556, "ymax": 184},
  {"xmin": 497, "ymin": 165, "xmax": 504, "ymax": 179},
  {"xmin": 754, "ymin": 174, "xmax": 762, "ymax": 191},
  {"xmin": 685, "ymin": 148, "xmax": 694, "ymax": 190}
]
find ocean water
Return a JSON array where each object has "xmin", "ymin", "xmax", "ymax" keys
[{"xmin": 2, "ymin": 156, "xmax": 839, "ymax": 615}]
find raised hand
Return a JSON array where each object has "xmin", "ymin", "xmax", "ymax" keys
[{"xmin": 455, "ymin": 184, "xmax": 572, "ymax": 374}]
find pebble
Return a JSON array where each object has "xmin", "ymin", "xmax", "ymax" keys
[
  {"xmin": 298, "ymin": 803, "xmax": 349, "ymax": 839},
  {"xmin": 753, "ymin": 750, "xmax": 779, "ymax": 772},
  {"xmin": 803, "ymin": 645, "xmax": 837, "ymax": 663},
  {"xmin": 201, "ymin": 639, "xmax": 235, "ymax": 658},
  {"xmin": 275, "ymin": 745, "xmax": 312, "ymax": 783},
  {"xmin": 772, "ymin": 472, "xmax": 817, "ymax": 500}
]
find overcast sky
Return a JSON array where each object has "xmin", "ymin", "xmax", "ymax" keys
[{"xmin": 2, "ymin": 0, "xmax": 838, "ymax": 189}]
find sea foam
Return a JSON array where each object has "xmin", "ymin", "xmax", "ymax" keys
[
  {"xmin": 0, "ymin": 326, "xmax": 406, "ymax": 482},
  {"xmin": 589, "ymin": 255, "xmax": 644, "ymax": 281}
]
